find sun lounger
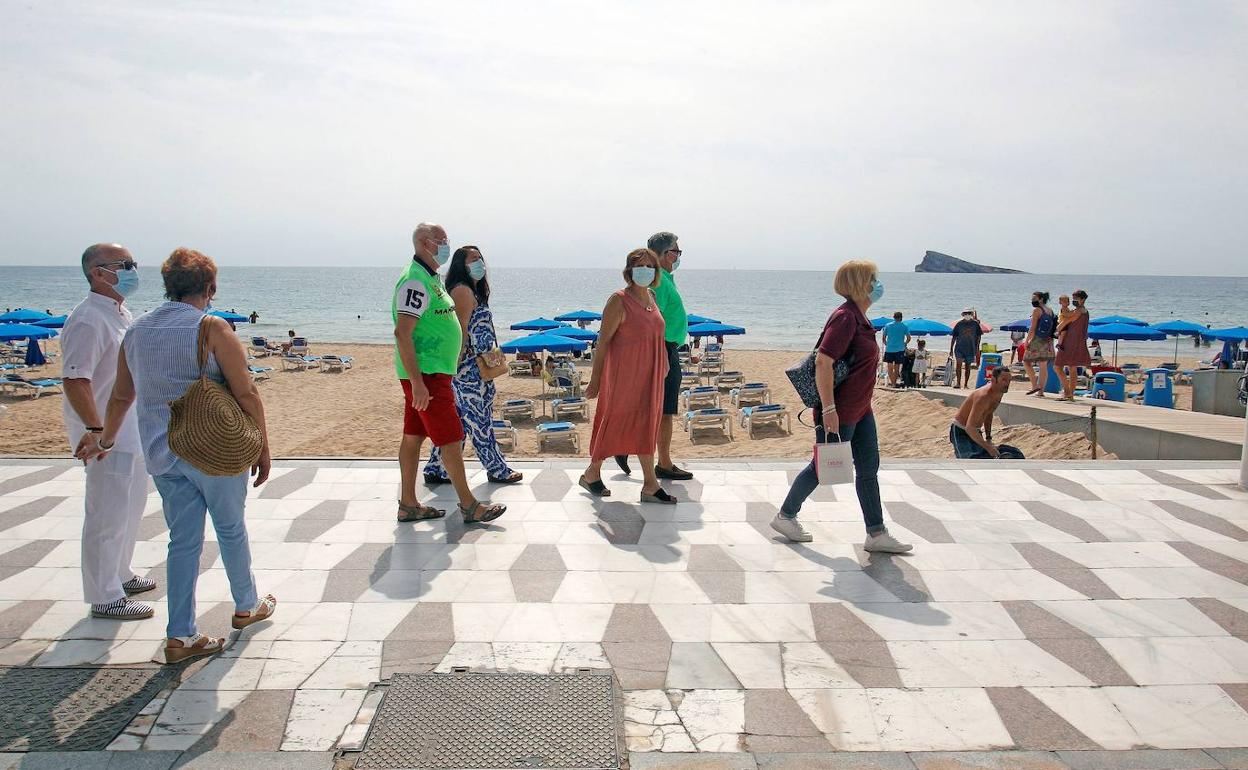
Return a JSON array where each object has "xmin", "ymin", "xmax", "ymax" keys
[
  {"xmin": 492, "ymin": 419, "xmax": 518, "ymax": 450},
  {"xmin": 280, "ymin": 354, "xmax": 317, "ymax": 371},
  {"xmin": 681, "ymin": 386, "xmax": 720, "ymax": 411},
  {"xmin": 1, "ymin": 376, "xmax": 63, "ymax": 399},
  {"xmin": 508, "ymin": 360, "xmax": 533, "ymax": 377},
  {"xmin": 248, "ymin": 365, "xmax": 273, "ymax": 381},
  {"xmin": 706, "ymin": 343, "xmax": 723, "ymax": 355},
  {"xmin": 740, "ymin": 404, "xmax": 792, "ymax": 438},
  {"xmin": 683, "ymin": 408, "xmax": 733, "ymax": 443},
  {"xmin": 552, "ymin": 397, "xmax": 588, "ymax": 420},
  {"xmin": 248, "ymin": 337, "xmax": 273, "ymax": 357},
  {"xmin": 537, "ymin": 422, "xmax": 580, "ymax": 452},
  {"xmin": 501, "ymin": 399, "xmax": 536, "ymax": 421},
  {"xmin": 713, "ymin": 371, "xmax": 745, "ymax": 389},
  {"xmin": 319, "ymin": 354, "xmax": 354, "ymax": 372},
  {"xmin": 679, "ymin": 370, "xmax": 700, "ymax": 389},
  {"xmin": 0, "ymin": 363, "xmax": 28, "ymax": 372},
  {"xmin": 730, "ymin": 382, "xmax": 770, "ymax": 408},
  {"xmin": 698, "ymin": 358, "xmax": 724, "ymax": 377}
]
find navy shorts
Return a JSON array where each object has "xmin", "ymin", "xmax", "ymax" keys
[
  {"xmin": 954, "ymin": 348, "xmax": 977, "ymax": 364},
  {"xmin": 662, "ymin": 342, "xmax": 681, "ymax": 416},
  {"xmin": 882, "ymin": 351, "xmax": 906, "ymax": 364}
]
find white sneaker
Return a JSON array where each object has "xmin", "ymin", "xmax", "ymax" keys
[
  {"xmin": 864, "ymin": 531, "xmax": 913, "ymax": 554},
  {"xmin": 771, "ymin": 514, "xmax": 813, "ymax": 543}
]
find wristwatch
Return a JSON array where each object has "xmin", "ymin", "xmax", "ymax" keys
[
  {"xmin": 98, "ymin": 437, "xmax": 115, "ymax": 451},
  {"xmin": 85, "ymin": 426, "xmax": 103, "ymax": 433}
]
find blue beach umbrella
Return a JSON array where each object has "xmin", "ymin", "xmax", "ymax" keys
[
  {"xmin": 901, "ymin": 318, "xmax": 953, "ymax": 337},
  {"xmin": 999, "ymin": 319, "xmax": 1032, "ymax": 333},
  {"xmin": 686, "ymin": 314, "xmax": 720, "ymax": 325},
  {"xmin": 1087, "ymin": 322, "xmax": 1165, "ymax": 366},
  {"xmin": 500, "ymin": 332, "xmax": 588, "ymax": 354},
  {"xmin": 688, "ymin": 322, "xmax": 746, "ymax": 338},
  {"xmin": 1150, "ymin": 319, "xmax": 1208, "ymax": 361},
  {"xmin": 510, "ymin": 317, "xmax": 564, "ymax": 331},
  {"xmin": 33, "ymin": 315, "xmax": 68, "ymax": 328},
  {"xmin": 1207, "ymin": 326, "xmax": 1248, "ymax": 343},
  {"xmin": 552, "ymin": 326, "xmax": 598, "ymax": 341},
  {"xmin": 554, "ymin": 310, "xmax": 603, "ymax": 323},
  {"xmin": 0, "ymin": 323, "xmax": 58, "ymax": 342},
  {"xmin": 0, "ymin": 308, "xmax": 52, "ymax": 323},
  {"xmin": 870, "ymin": 316, "xmax": 891, "ymax": 330},
  {"xmin": 1090, "ymin": 315, "xmax": 1148, "ymax": 326},
  {"xmin": 207, "ymin": 309, "xmax": 249, "ymax": 323}
]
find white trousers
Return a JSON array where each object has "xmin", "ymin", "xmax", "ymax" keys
[{"xmin": 81, "ymin": 450, "xmax": 147, "ymax": 605}]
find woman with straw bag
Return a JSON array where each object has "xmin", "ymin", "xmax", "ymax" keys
[{"xmin": 77, "ymin": 248, "xmax": 276, "ymax": 663}]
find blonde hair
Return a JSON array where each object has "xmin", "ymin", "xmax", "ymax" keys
[
  {"xmin": 624, "ymin": 248, "xmax": 661, "ymax": 289},
  {"xmin": 834, "ymin": 259, "xmax": 878, "ymax": 301}
]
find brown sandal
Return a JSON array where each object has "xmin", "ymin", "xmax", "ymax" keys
[
  {"xmin": 165, "ymin": 633, "xmax": 224, "ymax": 664},
  {"xmin": 459, "ymin": 501, "xmax": 507, "ymax": 524},
  {"xmin": 397, "ymin": 501, "xmax": 446, "ymax": 522},
  {"xmin": 232, "ymin": 594, "xmax": 277, "ymax": 629}
]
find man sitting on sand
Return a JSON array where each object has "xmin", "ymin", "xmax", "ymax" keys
[{"xmin": 949, "ymin": 368, "xmax": 1012, "ymax": 459}]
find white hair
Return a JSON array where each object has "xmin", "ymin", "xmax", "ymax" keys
[{"xmin": 412, "ymin": 222, "xmax": 441, "ymax": 249}]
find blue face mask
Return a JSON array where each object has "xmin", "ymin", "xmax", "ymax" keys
[
  {"xmin": 631, "ymin": 266, "xmax": 656, "ymax": 286},
  {"xmin": 105, "ymin": 267, "xmax": 140, "ymax": 298},
  {"xmin": 672, "ymin": 257, "xmax": 681, "ymax": 272},
  {"xmin": 468, "ymin": 260, "xmax": 486, "ymax": 280},
  {"xmin": 868, "ymin": 278, "xmax": 884, "ymax": 304},
  {"xmin": 434, "ymin": 243, "xmax": 451, "ymax": 266}
]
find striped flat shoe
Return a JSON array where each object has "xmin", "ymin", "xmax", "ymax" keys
[
  {"xmin": 91, "ymin": 598, "xmax": 155, "ymax": 621},
  {"xmin": 122, "ymin": 576, "xmax": 157, "ymax": 595}
]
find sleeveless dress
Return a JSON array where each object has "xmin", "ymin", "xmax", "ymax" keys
[
  {"xmin": 589, "ymin": 289, "xmax": 668, "ymax": 462},
  {"xmin": 424, "ymin": 303, "xmax": 516, "ymax": 480},
  {"xmin": 1055, "ymin": 309, "xmax": 1092, "ymax": 367}
]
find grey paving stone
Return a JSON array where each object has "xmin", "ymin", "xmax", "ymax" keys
[
  {"xmin": 135, "ymin": 513, "xmax": 170, "ymax": 541},
  {"xmin": 0, "ymin": 756, "xmax": 19, "ymax": 770},
  {"xmin": 746, "ymin": 502, "xmax": 782, "ymax": 522},
  {"xmin": 0, "ymin": 496, "xmax": 68, "ymax": 533},
  {"xmin": 810, "ymin": 603, "xmax": 887, "ymax": 642},
  {"xmin": 385, "ymin": 602, "xmax": 454, "ymax": 641},
  {"xmin": 283, "ymin": 500, "xmax": 348, "ymax": 543},
  {"xmin": 1206, "ymin": 748, "xmax": 1248, "ymax": 770},
  {"xmin": 690, "ymin": 571, "xmax": 746, "ymax": 604},
  {"xmin": 910, "ymin": 752, "xmax": 1072, "ymax": 769},
  {"xmin": 630, "ymin": 753, "xmax": 758, "ymax": 769},
  {"xmin": 510, "ymin": 570, "xmax": 566, "ymax": 602},
  {"xmin": 1220, "ymin": 683, "xmax": 1248, "ymax": 712},
  {"xmin": 381, "ymin": 639, "xmax": 453, "ymax": 678},
  {"xmin": 743, "ymin": 689, "xmax": 831, "ymax": 753},
  {"xmin": 603, "ymin": 604, "xmax": 672, "ymax": 643},
  {"xmin": 184, "ymin": 689, "xmax": 293, "ymax": 752},
  {"xmin": 756, "ymin": 753, "xmax": 917, "ymax": 769},
  {"xmin": 104, "ymin": 754, "xmax": 181, "ymax": 770},
  {"xmin": 1014, "ymin": 544, "xmax": 1120, "ymax": 598},
  {"xmin": 11, "ymin": 753, "xmax": 111, "ymax": 770},
  {"xmin": 1151, "ymin": 500, "xmax": 1247, "ymax": 540},
  {"xmin": 603, "ymin": 640, "xmax": 671, "ymax": 689},
  {"xmin": 0, "ymin": 599, "xmax": 53, "ymax": 638},
  {"xmin": 510, "ymin": 544, "xmax": 567, "ymax": 571},
  {"xmin": 1167, "ymin": 542, "xmax": 1248, "ymax": 585},
  {"xmin": 860, "ymin": 551, "xmax": 931, "ymax": 602},
  {"xmin": 0, "ymin": 540, "xmax": 60, "ymax": 568},
  {"xmin": 167, "ymin": 752, "xmax": 335, "ymax": 769},
  {"xmin": 594, "ymin": 508, "xmax": 646, "ymax": 545},
  {"xmin": 1188, "ymin": 598, "xmax": 1248, "ymax": 637},
  {"xmin": 667, "ymin": 642, "xmax": 741, "ymax": 689},
  {"xmin": 1020, "ymin": 502, "xmax": 1109, "ymax": 543},
  {"xmin": 984, "ymin": 687, "xmax": 1099, "ymax": 751},
  {"xmin": 886, "ymin": 503, "xmax": 955, "ymax": 543},
  {"xmin": 821, "ymin": 640, "xmax": 903, "ymax": 688},
  {"xmin": 1001, "ymin": 601, "xmax": 1135, "ymax": 685},
  {"xmin": 1055, "ymin": 750, "xmax": 1222, "ymax": 770},
  {"xmin": 908, "ymin": 471, "xmax": 971, "ymax": 502},
  {"xmin": 688, "ymin": 545, "xmax": 745, "ymax": 572},
  {"xmin": 1024, "ymin": 471, "xmax": 1100, "ymax": 502},
  {"xmin": 1141, "ymin": 471, "xmax": 1230, "ymax": 500},
  {"xmin": 257, "ymin": 467, "xmax": 319, "ymax": 499},
  {"xmin": 0, "ymin": 467, "xmax": 68, "ymax": 496}
]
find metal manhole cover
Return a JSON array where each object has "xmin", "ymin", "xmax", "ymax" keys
[
  {"xmin": 0, "ymin": 665, "xmax": 178, "ymax": 751},
  {"xmin": 357, "ymin": 672, "xmax": 621, "ymax": 769}
]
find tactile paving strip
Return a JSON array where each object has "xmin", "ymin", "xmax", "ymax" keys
[
  {"xmin": 0, "ymin": 665, "xmax": 179, "ymax": 751},
  {"xmin": 357, "ymin": 672, "xmax": 621, "ymax": 769}
]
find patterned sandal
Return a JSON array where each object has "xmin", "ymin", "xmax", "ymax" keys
[
  {"xmin": 459, "ymin": 501, "xmax": 507, "ymax": 524},
  {"xmin": 165, "ymin": 633, "xmax": 224, "ymax": 664},
  {"xmin": 397, "ymin": 501, "xmax": 446, "ymax": 522},
  {"xmin": 487, "ymin": 472, "xmax": 524, "ymax": 484},
  {"xmin": 232, "ymin": 594, "xmax": 277, "ymax": 629},
  {"xmin": 90, "ymin": 598, "xmax": 155, "ymax": 620}
]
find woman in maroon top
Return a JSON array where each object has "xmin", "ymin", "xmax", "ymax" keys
[
  {"xmin": 1054, "ymin": 289, "xmax": 1091, "ymax": 401},
  {"xmin": 772, "ymin": 260, "xmax": 913, "ymax": 554}
]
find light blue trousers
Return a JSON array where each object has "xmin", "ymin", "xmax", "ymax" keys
[{"xmin": 152, "ymin": 459, "xmax": 258, "ymax": 638}]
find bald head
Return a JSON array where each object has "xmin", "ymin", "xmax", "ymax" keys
[{"xmin": 81, "ymin": 243, "xmax": 131, "ymax": 279}]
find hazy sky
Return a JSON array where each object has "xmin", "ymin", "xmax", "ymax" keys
[{"xmin": 2, "ymin": 1, "xmax": 1245, "ymax": 274}]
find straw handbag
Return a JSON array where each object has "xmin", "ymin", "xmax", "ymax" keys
[
  {"xmin": 475, "ymin": 347, "xmax": 509, "ymax": 381},
  {"xmin": 167, "ymin": 316, "xmax": 263, "ymax": 476}
]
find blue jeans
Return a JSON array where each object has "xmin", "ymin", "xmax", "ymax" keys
[
  {"xmin": 781, "ymin": 412, "xmax": 885, "ymax": 534},
  {"xmin": 950, "ymin": 424, "xmax": 992, "ymax": 459},
  {"xmin": 152, "ymin": 459, "xmax": 258, "ymax": 638}
]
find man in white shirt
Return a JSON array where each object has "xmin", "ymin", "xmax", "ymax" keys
[{"xmin": 62, "ymin": 244, "xmax": 155, "ymax": 620}]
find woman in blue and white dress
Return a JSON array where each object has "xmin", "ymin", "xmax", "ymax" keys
[{"xmin": 424, "ymin": 246, "xmax": 522, "ymax": 485}]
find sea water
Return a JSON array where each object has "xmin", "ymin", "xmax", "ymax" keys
[{"xmin": 2, "ymin": 266, "xmax": 1245, "ymax": 357}]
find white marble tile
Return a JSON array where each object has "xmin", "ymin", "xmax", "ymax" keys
[
  {"xmin": 281, "ymin": 689, "xmax": 367, "ymax": 751},
  {"xmin": 1098, "ymin": 636, "xmax": 1248, "ymax": 684},
  {"xmin": 553, "ymin": 642, "xmax": 610, "ymax": 671},
  {"xmin": 624, "ymin": 690, "xmax": 695, "ymax": 753},
  {"xmin": 491, "ymin": 642, "xmax": 561, "ymax": 673},
  {"xmin": 790, "ymin": 688, "xmax": 881, "ymax": 751},
  {"xmin": 255, "ymin": 641, "xmax": 339, "ymax": 689},
  {"xmin": 848, "ymin": 601, "xmax": 1024, "ymax": 641},
  {"xmin": 180, "ymin": 657, "xmax": 267, "ymax": 690},
  {"xmin": 890, "ymin": 640, "xmax": 1091, "ymax": 687},
  {"xmin": 712, "ymin": 643, "xmax": 784, "ymax": 689},
  {"xmin": 1042, "ymin": 542, "xmax": 1200, "ymax": 569},
  {"xmin": 921, "ymin": 569, "xmax": 1088, "ymax": 602},
  {"xmin": 302, "ymin": 655, "xmax": 380, "ymax": 689},
  {"xmin": 942, "ymin": 520, "xmax": 1082, "ymax": 544},
  {"xmin": 1025, "ymin": 686, "xmax": 1149, "ymax": 750},
  {"xmin": 866, "ymin": 687, "xmax": 1013, "ymax": 751},
  {"xmin": 671, "ymin": 689, "xmax": 745, "ymax": 752},
  {"xmin": 1035, "ymin": 599, "xmax": 1230, "ymax": 638},
  {"xmin": 1096, "ymin": 567, "xmax": 1248, "ymax": 600},
  {"xmin": 781, "ymin": 642, "xmax": 859, "ymax": 689},
  {"xmin": 710, "ymin": 604, "xmax": 815, "ymax": 643},
  {"xmin": 900, "ymin": 543, "xmax": 1029, "ymax": 571},
  {"xmin": 145, "ymin": 690, "xmax": 251, "ymax": 750},
  {"xmin": 1100, "ymin": 685, "xmax": 1248, "ymax": 749}
]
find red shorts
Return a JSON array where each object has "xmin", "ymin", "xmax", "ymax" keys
[{"xmin": 400, "ymin": 375, "xmax": 465, "ymax": 446}]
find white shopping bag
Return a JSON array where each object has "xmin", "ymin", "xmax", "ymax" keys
[{"xmin": 815, "ymin": 440, "xmax": 854, "ymax": 485}]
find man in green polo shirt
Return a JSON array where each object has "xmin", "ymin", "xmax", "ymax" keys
[
  {"xmin": 615, "ymin": 231, "xmax": 694, "ymax": 481},
  {"xmin": 393, "ymin": 222, "xmax": 505, "ymax": 525}
]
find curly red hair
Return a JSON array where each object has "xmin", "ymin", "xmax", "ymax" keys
[{"xmin": 161, "ymin": 248, "xmax": 217, "ymax": 301}]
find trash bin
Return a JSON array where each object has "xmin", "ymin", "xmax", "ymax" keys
[
  {"xmin": 976, "ymin": 353, "xmax": 1003, "ymax": 388},
  {"xmin": 1091, "ymin": 372, "xmax": 1127, "ymax": 402},
  {"xmin": 1142, "ymin": 368, "xmax": 1174, "ymax": 408}
]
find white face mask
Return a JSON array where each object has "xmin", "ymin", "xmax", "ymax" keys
[{"xmin": 631, "ymin": 266, "xmax": 656, "ymax": 286}]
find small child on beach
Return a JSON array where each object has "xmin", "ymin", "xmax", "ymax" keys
[{"xmin": 1055, "ymin": 295, "xmax": 1074, "ymax": 350}]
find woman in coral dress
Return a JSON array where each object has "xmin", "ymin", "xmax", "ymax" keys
[{"xmin": 578, "ymin": 248, "xmax": 676, "ymax": 504}]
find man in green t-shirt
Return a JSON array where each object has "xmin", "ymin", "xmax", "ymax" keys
[
  {"xmin": 393, "ymin": 222, "xmax": 505, "ymax": 525},
  {"xmin": 615, "ymin": 231, "xmax": 694, "ymax": 481}
]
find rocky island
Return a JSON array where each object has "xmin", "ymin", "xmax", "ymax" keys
[{"xmin": 914, "ymin": 250, "xmax": 1025, "ymax": 274}]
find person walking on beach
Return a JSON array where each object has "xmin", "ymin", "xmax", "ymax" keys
[
  {"xmin": 1054, "ymin": 289, "xmax": 1091, "ymax": 401},
  {"xmin": 949, "ymin": 308, "xmax": 982, "ymax": 389},
  {"xmin": 394, "ymin": 223, "xmax": 505, "ymax": 524},
  {"xmin": 881, "ymin": 312, "xmax": 910, "ymax": 387},
  {"xmin": 62, "ymin": 243, "xmax": 155, "ymax": 621},
  {"xmin": 76, "ymin": 248, "xmax": 276, "ymax": 662},
  {"xmin": 772, "ymin": 260, "xmax": 912, "ymax": 553},
  {"xmin": 1009, "ymin": 328, "xmax": 1025, "ymax": 365},
  {"xmin": 949, "ymin": 368, "xmax": 1012, "ymax": 458},
  {"xmin": 615, "ymin": 232, "xmax": 693, "ymax": 482},
  {"xmin": 581, "ymin": 248, "xmax": 676, "ymax": 504},
  {"xmin": 423, "ymin": 246, "xmax": 522, "ymax": 485},
  {"xmin": 1023, "ymin": 291, "xmax": 1056, "ymax": 396}
]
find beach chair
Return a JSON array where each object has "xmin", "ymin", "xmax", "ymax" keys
[
  {"xmin": 681, "ymin": 386, "xmax": 720, "ymax": 411},
  {"xmin": 683, "ymin": 408, "xmax": 733, "ymax": 443},
  {"xmin": 730, "ymin": 382, "xmax": 769, "ymax": 408},
  {"xmin": 280, "ymin": 353, "xmax": 315, "ymax": 371},
  {"xmin": 0, "ymin": 376, "xmax": 62, "ymax": 399},
  {"xmin": 698, "ymin": 357, "xmax": 724, "ymax": 377},
  {"xmin": 740, "ymin": 404, "xmax": 792, "ymax": 438},
  {"xmin": 492, "ymin": 419, "xmax": 519, "ymax": 451},
  {"xmin": 319, "ymin": 354, "xmax": 354, "ymax": 372},
  {"xmin": 1120, "ymin": 363, "xmax": 1143, "ymax": 382},
  {"xmin": 248, "ymin": 365, "xmax": 273, "ymax": 381},
  {"xmin": 508, "ymin": 359, "xmax": 533, "ymax": 377},
  {"xmin": 706, "ymin": 343, "xmax": 723, "ymax": 355},
  {"xmin": 713, "ymin": 371, "xmax": 745, "ymax": 390},
  {"xmin": 248, "ymin": 337, "xmax": 272, "ymax": 357},
  {"xmin": 537, "ymin": 422, "xmax": 580, "ymax": 452},
  {"xmin": 0, "ymin": 363, "xmax": 28, "ymax": 372},
  {"xmin": 679, "ymin": 370, "xmax": 700, "ymax": 389},
  {"xmin": 552, "ymin": 397, "xmax": 588, "ymax": 420},
  {"xmin": 501, "ymin": 398, "xmax": 536, "ymax": 421}
]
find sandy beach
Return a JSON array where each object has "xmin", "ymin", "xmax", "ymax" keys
[{"xmin": 4, "ymin": 343, "xmax": 1208, "ymax": 461}]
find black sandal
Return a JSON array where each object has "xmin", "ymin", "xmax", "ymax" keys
[
  {"xmin": 487, "ymin": 472, "xmax": 524, "ymax": 484},
  {"xmin": 640, "ymin": 487, "xmax": 678, "ymax": 505},
  {"xmin": 397, "ymin": 501, "xmax": 446, "ymax": 522},
  {"xmin": 423, "ymin": 475, "xmax": 451, "ymax": 486},
  {"xmin": 459, "ymin": 501, "xmax": 507, "ymax": 524},
  {"xmin": 578, "ymin": 475, "xmax": 611, "ymax": 497}
]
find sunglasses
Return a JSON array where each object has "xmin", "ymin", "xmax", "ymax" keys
[
  {"xmin": 99, "ymin": 260, "xmax": 139, "ymax": 271},
  {"xmin": 665, "ymin": 248, "xmax": 682, "ymax": 256}
]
